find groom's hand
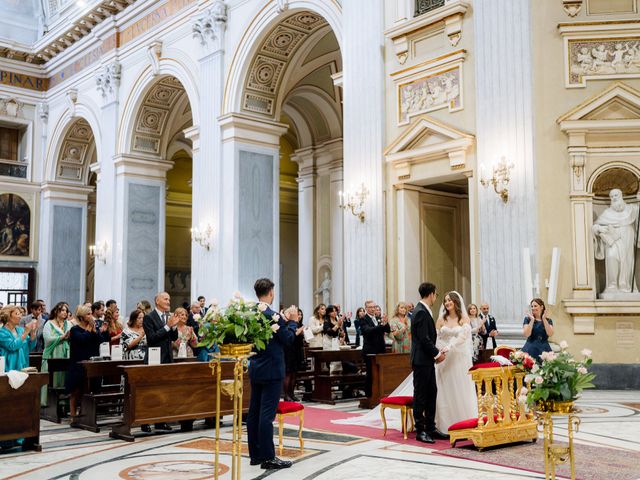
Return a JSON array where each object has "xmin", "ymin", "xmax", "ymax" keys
[{"xmin": 436, "ymin": 351, "xmax": 446, "ymax": 363}]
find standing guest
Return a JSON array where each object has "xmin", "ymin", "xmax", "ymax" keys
[
  {"xmin": 307, "ymin": 304, "xmax": 325, "ymax": 348},
  {"xmin": 0, "ymin": 305, "xmax": 37, "ymax": 371},
  {"xmin": 104, "ymin": 308, "xmax": 123, "ymax": 348},
  {"xmin": 247, "ymin": 278, "xmax": 297, "ymax": 470},
  {"xmin": 467, "ymin": 303, "xmax": 485, "ymax": 363},
  {"xmin": 322, "ymin": 305, "xmax": 343, "ymax": 374},
  {"xmin": 121, "ymin": 309, "xmax": 147, "ymax": 360},
  {"xmin": 479, "ymin": 303, "xmax": 499, "ymax": 349},
  {"xmin": 389, "ymin": 302, "xmax": 411, "ymax": 353},
  {"xmin": 197, "ymin": 295, "xmax": 208, "ymax": 315},
  {"xmin": 65, "ymin": 305, "xmax": 109, "ymax": 421},
  {"xmin": 187, "ymin": 302, "xmax": 203, "ymax": 358},
  {"xmin": 106, "ymin": 299, "xmax": 118, "ymax": 314},
  {"xmin": 136, "ymin": 300, "xmax": 152, "ymax": 315},
  {"xmin": 522, "ymin": 298, "xmax": 554, "ymax": 362},
  {"xmin": 20, "ymin": 301, "xmax": 46, "ymax": 352},
  {"xmin": 91, "ymin": 301, "xmax": 106, "ymax": 330},
  {"xmin": 361, "ymin": 300, "xmax": 391, "ymax": 397},
  {"xmin": 41, "ymin": 302, "xmax": 72, "ymax": 405},
  {"xmin": 142, "ymin": 291, "xmax": 178, "ymax": 433},
  {"xmin": 283, "ymin": 307, "xmax": 305, "ymax": 401},
  {"xmin": 172, "ymin": 307, "xmax": 198, "ymax": 358},
  {"xmin": 336, "ymin": 305, "xmax": 351, "ymax": 345},
  {"xmin": 374, "ymin": 305, "xmax": 383, "ymax": 321},
  {"xmin": 353, "ymin": 307, "xmax": 365, "ymax": 347},
  {"xmin": 406, "ymin": 302, "xmax": 415, "ymax": 319},
  {"xmin": 37, "ymin": 300, "xmax": 49, "ymax": 321}
]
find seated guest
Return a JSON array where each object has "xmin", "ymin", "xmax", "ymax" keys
[
  {"xmin": 172, "ymin": 307, "xmax": 198, "ymax": 358},
  {"xmin": 307, "ymin": 304, "xmax": 325, "ymax": 348},
  {"xmin": 389, "ymin": 302, "xmax": 411, "ymax": 353},
  {"xmin": 65, "ymin": 305, "xmax": 109, "ymax": 421},
  {"xmin": 41, "ymin": 302, "xmax": 72, "ymax": 405},
  {"xmin": 353, "ymin": 307, "xmax": 365, "ymax": 347},
  {"xmin": 467, "ymin": 303, "xmax": 485, "ymax": 363},
  {"xmin": 283, "ymin": 307, "xmax": 305, "ymax": 401},
  {"xmin": 0, "ymin": 305, "xmax": 37, "ymax": 371},
  {"xmin": 104, "ymin": 308, "xmax": 123, "ymax": 348},
  {"xmin": 522, "ymin": 298, "xmax": 554, "ymax": 362},
  {"xmin": 19, "ymin": 301, "xmax": 46, "ymax": 352},
  {"xmin": 121, "ymin": 309, "xmax": 147, "ymax": 360}
]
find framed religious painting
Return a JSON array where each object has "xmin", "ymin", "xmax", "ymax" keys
[{"xmin": 0, "ymin": 191, "xmax": 35, "ymax": 260}]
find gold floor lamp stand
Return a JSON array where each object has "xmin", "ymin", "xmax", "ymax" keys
[{"xmin": 539, "ymin": 412, "xmax": 581, "ymax": 480}]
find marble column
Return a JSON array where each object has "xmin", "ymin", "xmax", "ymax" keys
[
  {"xmin": 292, "ymin": 147, "xmax": 316, "ymax": 320},
  {"xmin": 342, "ymin": 0, "xmax": 386, "ymax": 310},
  {"xmin": 395, "ymin": 185, "xmax": 421, "ymax": 303},
  {"xmin": 473, "ymin": 0, "xmax": 537, "ymax": 333},
  {"xmin": 38, "ymin": 184, "xmax": 93, "ymax": 307},
  {"xmin": 325, "ymin": 142, "xmax": 344, "ymax": 308},
  {"xmin": 190, "ymin": 1, "xmax": 227, "ymax": 302},
  {"xmin": 112, "ymin": 155, "xmax": 172, "ymax": 312}
]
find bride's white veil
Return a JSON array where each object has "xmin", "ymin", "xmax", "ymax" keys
[{"xmin": 439, "ymin": 290, "xmax": 466, "ymax": 319}]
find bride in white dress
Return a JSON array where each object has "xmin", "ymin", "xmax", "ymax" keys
[{"xmin": 334, "ymin": 291, "xmax": 477, "ymax": 433}]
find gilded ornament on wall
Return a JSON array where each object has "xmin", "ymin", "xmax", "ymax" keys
[
  {"xmin": 568, "ymin": 38, "xmax": 640, "ymax": 87},
  {"xmin": 398, "ymin": 67, "xmax": 461, "ymax": 125}
]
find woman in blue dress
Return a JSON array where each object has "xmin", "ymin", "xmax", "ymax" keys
[
  {"xmin": 0, "ymin": 305, "xmax": 37, "ymax": 371},
  {"xmin": 521, "ymin": 298, "xmax": 554, "ymax": 361}
]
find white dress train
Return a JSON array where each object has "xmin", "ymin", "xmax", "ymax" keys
[{"xmin": 333, "ymin": 324, "xmax": 477, "ymax": 432}]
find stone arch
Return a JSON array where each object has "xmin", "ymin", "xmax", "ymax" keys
[
  {"xmin": 45, "ymin": 101, "xmax": 102, "ymax": 184},
  {"xmin": 223, "ymin": 0, "xmax": 342, "ymax": 118},
  {"xmin": 284, "ymin": 85, "xmax": 342, "ymax": 146},
  {"xmin": 118, "ymin": 56, "xmax": 199, "ymax": 156},
  {"xmin": 587, "ymin": 162, "xmax": 640, "ymax": 197}
]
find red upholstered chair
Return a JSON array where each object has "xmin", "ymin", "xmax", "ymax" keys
[
  {"xmin": 494, "ymin": 345, "xmax": 516, "ymax": 360},
  {"xmin": 380, "ymin": 396, "xmax": 414, "ymax": 440},
  {"xmin": 276, "ymin": 401, "xmax": 304, "ymax": 455}
]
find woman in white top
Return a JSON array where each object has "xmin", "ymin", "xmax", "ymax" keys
[
  {"xmin": 306, "ymin": 303, "xmax": 326, "ymax": 348},
  {"xmin": 467, "ymin": 303, "xmax": 486, "ymax": 363}
]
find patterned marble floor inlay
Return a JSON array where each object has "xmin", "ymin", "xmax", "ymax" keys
[{"xmin": 0, "ymin": 390, "xmax": 638, "ymax": 480}]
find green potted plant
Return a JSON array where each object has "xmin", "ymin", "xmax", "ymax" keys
[{"xmin": 198, "ymin": 292, "xmax": 276, "ymax": 356}]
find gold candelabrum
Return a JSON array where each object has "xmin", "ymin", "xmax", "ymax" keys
[
  {"xmin": 480, "ymin": 157, "xmax": 514, "ymax": 203},
  {"xmin": 538, "ymin": 410, "xmax": 581, "ymax": 480},
  {"xmin": 210, "ymin": 345, "xmax": 254, "ymax": 480},
  {"xmin": 338, "ymin": 183, "xmax": 369, "ymax": 222}
]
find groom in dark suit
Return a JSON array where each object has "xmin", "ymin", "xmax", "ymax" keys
[
  {"xmin": 411, "ymin": 282, "xmax": 449, "ymax": 443},
  {"xmin": 247, "ymin": 278, "xmax": 298, "ymax": 470}
]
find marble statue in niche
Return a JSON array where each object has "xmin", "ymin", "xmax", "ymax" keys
[
  {"xmin": 398, "ymin": 67, "xmax": 461, "ymax": 124},
  {"xmin": 315, "ymin": 271, "xmax": 331, "ymax": 306},
  {"xmin": 569, "ymin": 39, "xmax": 640, "ymax": 85},
  {"xmin": 592, "ymin": 188, "xmax": 640, "ymax": 299}
]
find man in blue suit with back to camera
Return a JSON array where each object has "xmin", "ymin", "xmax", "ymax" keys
[{"xmin": 247, "ymin": 278, "xmax": 298, "ymax": 470}]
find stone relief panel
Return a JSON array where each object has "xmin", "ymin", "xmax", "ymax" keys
[
  {"xmin": 238, "ymin": 150, "xmax": 274, "ymax": 296},
  {"xmin": 51, "ymin": 205, "xmax": 82, "ymax": 305},
  {"xmin": 569, "ymin": 38, "xmax": 640, "ymax": 87},
  {"xmin": 126, "ymin": 183, "xmax": 161, "ymax": 312},
  {"xmin": 398, "ymin": 66, "xmax": 462, "ymax": 125},
  {"xmin": 242, "ymin": 10, "xmax": 328, "ymax": 117}
]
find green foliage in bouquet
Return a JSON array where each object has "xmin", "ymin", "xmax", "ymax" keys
[
  {"xmin": 517, "ymin": 343, "xmax": 596, "ymax": 404},
  {"xmin": 197, "ymin": 293, "xmax": 275, "ymax": 351}
]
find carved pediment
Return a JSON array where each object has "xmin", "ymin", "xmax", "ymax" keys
[
  {"xmin": 385, "ymin": 115, "xmax": 474, "ymax": 169},
  {"xmin": 558, "ymin": 82, "xmax": 640, "ymax": 124}
]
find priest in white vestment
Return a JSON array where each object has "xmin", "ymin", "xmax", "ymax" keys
[{"xmin": 591, "ymin": 189, "xmax": 640, "ymax": 295}]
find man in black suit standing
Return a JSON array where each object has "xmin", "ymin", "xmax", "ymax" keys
[
  {"xmin": 361, "ymin": 299, "xmax": 391, "ymax": 398},
  {"xmin": 411, "ymin": 282, "xmax": 449, "ymax": 443},
  {"xmin": 142, "ymin": 291, "xmax": 178, "ymax": 432},
  {"xmin": 479, "ymin": 302, "xmax": 499, "ymax": 350},
  {"xmin": 247, "ymin": 278, "xmax": 298, "ymax": 470}
]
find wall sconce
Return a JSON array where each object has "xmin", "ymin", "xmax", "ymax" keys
[
  {"xmin": 480, "ymin": 157, "xmax": 514, "ymax": 203},
  {"xmin": 89, "ymin": 241, "xmax": 108, "ymax": 264},
  {"xmin": 191, "ymin": 223, "xmax": 214, "ymax": 250},
  {"xmin": 339, "ymin": 183, "xmax": 369, "ymax": 222}
]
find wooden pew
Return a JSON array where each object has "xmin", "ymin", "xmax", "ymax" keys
[
  {"xmin": 306, "ymin": 348, "xmax": 366, "ymax": 404},
  {"xmin": 0, "ymin": 373, "xmax": 48, "ymax": 451},
  {"xmin": 29, "ymin": 353, "xmax": 43, "ymax": 370},
  {"xmin": 110, "ymin": 361, "xmax": 250, "ymax": 441},
  {"xmin": 41, "ymin": 357, "xmax": 71, "ymax": 423},
  {"xmin": 72, "ymin": 359, "xmax": 144, "ymax": 432},
  {"xmin": 359, "ymin": 352, "xmax": 411, "ymax": 409}
]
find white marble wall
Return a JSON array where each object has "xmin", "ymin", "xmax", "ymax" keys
[
  {"xmin": 342, "ymin": 0, "xmax": 386, "ymax": 310},
  {"xmin": 50, "ymin": 205, "xmax": 85, "ymax": 306},
  {"xmin": 473, "ymin": 0, "xmax": 537, "ymax": 331}
]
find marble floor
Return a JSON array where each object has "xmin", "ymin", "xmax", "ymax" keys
[{"xmin": 0, "ymin": 390, "xmax": 638, "ymax": 480}]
